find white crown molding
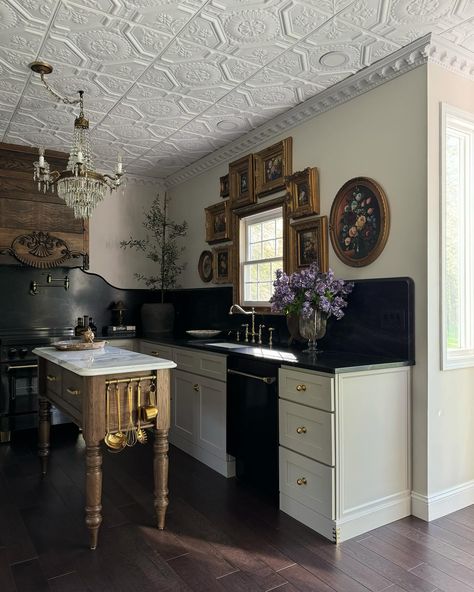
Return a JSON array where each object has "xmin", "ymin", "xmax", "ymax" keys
[
  {"xmin": 164, "ymin": 34, "xmax": 433, "ymax": 188},
  {"xmin": 125, "ymin": 175, "xmax": 165, "ymax": 188},
  {"xmin": 428, "ymin": 35, "xmax": 474, "ymax": 80}
]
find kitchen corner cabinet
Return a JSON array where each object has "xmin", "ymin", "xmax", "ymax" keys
[
  {"xmin": 279, "ymin": 365, "xmax": 411, "ymax": 543},
  {"xmin": 140, "ymin": 341, "xmax": 235, "ymax": 477}
]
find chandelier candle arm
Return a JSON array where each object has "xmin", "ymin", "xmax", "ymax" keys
[{"xmin": 28, "ymin": 61, "xmax": 125, "ymax": 219}]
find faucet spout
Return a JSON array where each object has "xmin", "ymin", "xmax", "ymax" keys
[{"xmin": 228, "ymin": 304, "xmax": 249, "ymax": 315}]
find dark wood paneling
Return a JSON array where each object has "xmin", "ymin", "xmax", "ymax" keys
[{"xmin": 0, "ymin": 142, "xmax": 88, "ymax": 268}]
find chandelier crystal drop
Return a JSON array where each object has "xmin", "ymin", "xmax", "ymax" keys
[{"xmin": 30, "ymin": 61, "xmax": 124, "ymax": 219}]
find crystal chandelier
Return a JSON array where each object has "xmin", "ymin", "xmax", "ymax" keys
[{"xmin": 29, "ymin": 61, "xmax": 124, "ymax": 219}]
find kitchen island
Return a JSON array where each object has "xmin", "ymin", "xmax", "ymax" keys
[{"xmin": 33, "ymin": 345, "xmax": 176, "ymax": 550}]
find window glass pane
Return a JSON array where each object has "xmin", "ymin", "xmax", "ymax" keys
[
  {"xmin": 276, "ymin": 238, "xmax": 283, "ymax": 256},
  {"xmin": 249, "ymin": 283, "xmax": 258, "ymax": 301},
  {"xmin": 258, "ymin": 283, "xmax": 272, "ymax": 301},
  {"xmin": 262, "ymin": 220, "xmax": 275, "ymax": 240},
  {"xmin": 250, "ymin": 243, "xmax": 262, "ymax": 261},
  {"xmin": 249, "ymin": 224, "xmax": 261, "ymax": 243},
  {"xmin": 276, "ymin": 217, "xmax": 283, "ymax": 237},
  {"xmin": 262, "ymin": 240, "xmax": 276, "ymax": 258},
  {"xmin": 272, "ymin": 260, "xmax": 283, "ymax": 278},
  {"xmin": 258, "ymin": 262, "xmax": 271, "ymax": 281}
]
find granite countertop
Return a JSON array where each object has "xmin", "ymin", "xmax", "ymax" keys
[
  {"xmin": 140, "ymin": 335, "xmax": 414, "ymax": 374},
  {"xmin": 33, "ymin": 345, "xmax": 176, "ymax": 377}
]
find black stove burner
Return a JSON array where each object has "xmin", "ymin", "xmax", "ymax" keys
[{"xmin": 0, "ymin": 327, "xmax": 74, "ymax": 363}]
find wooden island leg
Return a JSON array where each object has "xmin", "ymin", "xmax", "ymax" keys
[
  {"xmin": 153, "ymin": 428, "xmax": 169, "ymax": 529},
  {"xmin": 85, "ymin": 442, "xmax": 102, "ymax": 550},
  {"xmin": 38, "ymin": 398, "xmax": 51, "ymax": 476}
]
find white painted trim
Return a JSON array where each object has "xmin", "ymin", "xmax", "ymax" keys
[
  {"xmin": 411, "ymin": 481, "xmax": 474, "ymax": 521},
  {"xmin": 164, "ymin": 35, "xmax": 433, "ymax": 188},
  {"xmin": 428, "ymin": 36, "xmax": 474, "ymax": 81},
  {"xmin": 169, "ymin": 432, "xmax": 236, "ymax": 478}
]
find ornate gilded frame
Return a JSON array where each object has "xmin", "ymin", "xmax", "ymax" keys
[
  {"xmin": 229, "ymin": 154, "xmax": 255, "ymax": 209},
  {"xmin": 219, "ymin": 174, "xmax": 229, "ymax": 198},
  {"xmin": 286, "ymin": 167, "xmax": 320, "ymax": 219},
  {"xmin": 213, "ymin": 244, "xmax": 233, "ymax": 284},
  {"xmin": 329, "ymin": 177, "xmax": 390, "ymax": 267},
  {"xmin": 205, "ymin": 201, "xmax": 231, "ymax": 244},
  {"xmin": 254, "ymin": 137, "xmax": 293, "ymax": 196},
  {"xmin": 288, "ymin": 216, "xmax": 328, "ymax": 273}
]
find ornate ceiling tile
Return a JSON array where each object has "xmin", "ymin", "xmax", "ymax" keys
[
  {"xmin": 271, "ymin": 48, "xmax": 309, "ymax": 76},
  {"xmin": 220, "ymin": 9, "xmax": 281, "ymax": 45},
  {"xmin": 220, "ymin": 57, "xmax": 260, "ymax": 82},
  {"xmin": 337, "ymin": 0, "xmax": 384, "ymax": 29},
  {"xmin": 41, "ymin": 38, "xmax": 85, "ymax": 68},
  {"xmin": 126, "ymin": 25, "xmax": 173, "ymax": 58},
  {"xmin": 306, "ymin": 43, "xmax": 363, "ymax": 73},
  {"xmin": 0, "ymin": 29, "xmax": 43, "ymax": 56},
  {"xmin": 134, "ymin": 5, "xmax": 195, "ymax": 35},
  {"xmin": 232, "ymin": 44, "xmax": 289, "ymax": 65},
  {"xmin": 245, "ymin": 66, "xmax": 293, "ymax": 86},
  {"xmin": 389, "ymin": 0, "xmax": 457, "ymax": 26},
  {"xmin": 107, "ymin": 103, "xmax": 143, "ymax": 120},
  {"xmin": 160, "ymin": 38, "xmax": 211, "ymax": 63},
  {"xmin": 0, "ymin": 89, "xmax": 19, "ymax": 107},
  {"xmin": 179, "ymin": 14, "xmax": 226, "ymax": 50},
  {"xmin": 187, "ymin": 86, "xmax": 235, "ymax": 102},
  {"xmin": 305, "ymin": 18, "xmax": 365, "ymax": 45},
  {"xmin": 171, "ymin": 60, "xmax": 225, "ymax": 88},
  {"xmin": 177, "ymin": 96, "xmax": 213, "ymax": 115},
  {"xmin": 246, "ymin": 85, "xmax": 298, "ymax": 108},
  {"xmin": 280, "ymin": 3, "xmax": 330, "ymax": 39},
  {"xmin": 94, "ymin": 73, "xmax": 134, "ymax": 96},
  {"xmin": 136, "ymin": 66, "xmax": 177, "ymax": 91}
]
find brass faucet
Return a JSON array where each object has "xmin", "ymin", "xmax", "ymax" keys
[{"xmin": 228, "ymin": 304, "xmax": 257, "ymax": 343}]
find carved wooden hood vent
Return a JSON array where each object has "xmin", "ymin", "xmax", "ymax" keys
[{"xmin": 0, "ymin": 142, "xmax": 89, "ymax": 269}]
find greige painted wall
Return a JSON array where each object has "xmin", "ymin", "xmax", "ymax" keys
[
  {"xmin": 427, "ymin": 64, "xmax": 474, "ymax": 498},
  {"xmin": 168, "ymin": 66, "xmax": 429, "ymax": 496}
]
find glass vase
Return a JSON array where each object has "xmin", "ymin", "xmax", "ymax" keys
[{"xmin": 298, "ymin": 310, "xmax": 327, "ymax": 354}]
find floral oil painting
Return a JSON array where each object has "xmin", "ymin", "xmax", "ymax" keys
[{"xmin": 330, "ymin": 177, "xmax": 390, "ymax": 267}]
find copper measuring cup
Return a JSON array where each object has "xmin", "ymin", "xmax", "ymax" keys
[{"xmin": 140, "ymin": 380, "xmax": 158, "ymax": 422}]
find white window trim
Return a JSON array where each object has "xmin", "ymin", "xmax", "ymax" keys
[
  {"xmin": 240, "ymin": 207, "xmax": 283, "ymax": 307},
  {"xmin": 440, "ymin": 103, "xmax": 474, "ymax": 370}
]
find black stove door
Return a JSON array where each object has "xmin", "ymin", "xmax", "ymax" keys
[{"xmin": 1, "ymin": 362, "xmax": 39, "ymax": 416}]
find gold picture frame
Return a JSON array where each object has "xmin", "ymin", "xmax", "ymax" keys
[
  {"xmin": 286, "ymin": 167, "xmax": 320, "ymax": 218},
  {"xmin": 219, "ymin": 174, "xmax": 229, "ymax": 198},
  {"xmin": 205, "ymin": 201, "xmax": 231, "ymax": 244},
  {"xmin": 229, "ymin": 154, "xmax": 255, "ymax": 209},
  {"xmin": 254, "ymin": 137, "xmax": 292, "ymax": 196},
  {"xmin": 329, "ymin": 177, "xmax": 390, "ymax": 267},
  {"xmin": 289, "ymin": 216, "xmax": 328, "ymax": 273},
  {"xmin": 212, "ymin": 244, "xmax": 232, "ymax": 284}
]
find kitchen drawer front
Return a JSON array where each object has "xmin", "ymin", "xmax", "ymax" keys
[
  {"xmin": 174, "ymin": 348, "xmax": 226, "ymax": 381},
  {"xmin": 279, "ymin": 367, "xmax": 334, "ymax": 412},
  {"xmin": 61, "ymin": 370, "xmax": 83, "ymax": 414},
  {"xmin": 279, "ymin": 399, "xmax": 334, "ymax": 466},
  {"xmin": 279, "ymin": 446, "xmax": 335, "ymax": 519},
  {"xmin": 140, "ymin": 340, "xmax": 173, "ymax": 361},
  {"xmin": 45, "ymin": 361, "xmax": 62, "ymax": 395}
]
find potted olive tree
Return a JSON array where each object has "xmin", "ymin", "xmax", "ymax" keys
[{"xmin": 121, "ymin": 192, "xmax": 187, "ymax": 336}]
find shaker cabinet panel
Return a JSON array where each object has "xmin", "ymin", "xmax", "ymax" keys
[
  {"xmin": 171, "ymin": 369, "xmax": 196, "ymax": 443},
  {"xmin": 279, "ymin": 368, "xmax": 334, "ymax": 412},
  {"xmin": 196, "ymin": 375, "xmax": 227, "ymax": 459}
]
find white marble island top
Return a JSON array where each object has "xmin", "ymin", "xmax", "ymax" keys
[{"xmin": 33, "ymin": 345, "xmax": 176, "ymax": 377}]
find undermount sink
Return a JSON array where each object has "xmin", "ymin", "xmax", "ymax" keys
[{"xmin": 205, "ymin": 342, "xmax": 245, "ymax": 349}]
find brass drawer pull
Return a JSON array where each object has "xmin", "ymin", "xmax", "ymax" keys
[
  {"xmin": 66, "ymin": 387, "xmax": 80, "ymax": 396},
  {"xmin": 193, "ymin": 384, "xmax": 200, "ymax": 392},
  {"xmin": 297, "ymin": 478, "xmax": 307, "ymax": 486},
  {"xmin": 296, "ymin": 384, "xmax": 307, "ymax": 392},
  {"xmin": 46, "ymin": 374, "xmax": 57, "ymax": 382},
  {"xmin": 151, "ymin": 351, "xmax": 159, "ymax": 356},
  {"xmin": 296, "ymin": 426, "xmax": 307, "ymax": 434}
]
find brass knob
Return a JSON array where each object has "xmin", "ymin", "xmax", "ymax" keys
[
  {"xmin": 296, "ymin": 384, "xmax": 307, "ymax": 392},
  {"xmin": 193, "ymin": 384, "xmax": 200, "ymax": 392},
  {"xmin": 296, "ymin": 426, "xmax": 307, "ymax": 434},
  {"xmin": 151, "ymin": 351, "xmax": 159, "ymax": 356},
  {"xmin": 297, "ymin": 478, "xmax": 307, "ymax": 486},
  {"xmin": 66, "ymin": 387, "xmax": 80, "ymax": 396},
  {"xmin": 46, "ymin": 374, "xmax": 57, "ymax": 382}
]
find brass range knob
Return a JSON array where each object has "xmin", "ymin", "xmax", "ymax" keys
[
  {"xmin": 193, "ymin": 384, "xmax": 200, "ymax": 392},
  {"xmin": 296, "ymin": 426, "xmax": 307, "ymax": 434},
  {"xmin": 46, "ymin": 374, "xmax": 57, "ymax": 382},
  {"xmin": 296, "ymin": 477, "xmax": 307, "ymax": 486},
  {"xmin": 296, "ymin": 384, "xmax": 307, "ymax": 392}
]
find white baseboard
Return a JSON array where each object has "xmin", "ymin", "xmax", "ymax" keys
[
  {"xmin": 169, "ymin": 433, "xmax": 236, "ymax": 478},
  {"xmin": 411, "ymin": 480, "xmax": 474, "ymax": 521}
]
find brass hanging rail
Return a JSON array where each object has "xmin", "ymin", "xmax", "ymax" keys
[{"xmin": 105, "ymin": 375, "xmax": 155, "ymax": 386}]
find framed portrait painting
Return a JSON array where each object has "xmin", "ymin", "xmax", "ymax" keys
[
  {"xmin": 254, "ymin": 137, "xmax": 292, "ymax": 196},
  {"xmin": 198, "ymin": 250, "xmax": 213, "ymax": 283},
  {"xmin": 329, "ymin": 177, "xmax": 390, "ymax": 267},
  {"xmin": 220, "ymin": 174, "xmax": 229, "ymax": 198},
  {"xmin": 212, "ymin": 245, "xmax": 232, "ymax": 284},
  {"xmin": 229, "ymin": 154, "xmax": 255, "ymax": 209},
  {"xmin": 289, "ymin": 216, "xmax": 328, "ymax": 273},
  {"xmin": 205, "ymin": 201, "xmax": 231, "ymax": 244},
  {"xmin": 285, "ymin": 167, "xmax": 320, "ymax": 218}
]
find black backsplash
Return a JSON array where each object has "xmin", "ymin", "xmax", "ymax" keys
[{"xmin": 0, "ymin": 266, "xmax": 414, "ymax": 361}]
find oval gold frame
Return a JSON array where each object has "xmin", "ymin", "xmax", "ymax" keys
[
  {"xmin": 329, "ymin": 177, "xmax": 390, "ymax": 267},
  {"xmin": 198, "ymin": 250, "xmax": 213, "ymax": 282}
]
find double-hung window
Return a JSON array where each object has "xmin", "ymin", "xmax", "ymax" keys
[
  {"xmin": 441, "ymin": 104, "xmax": 474, "ymax": 369},
  {"xmin": 240, "ymin": 207, "xmax": 283, "ymax": 307}
]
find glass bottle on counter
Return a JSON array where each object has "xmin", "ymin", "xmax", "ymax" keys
[
  {"xmin": 88, "ymin": 317, "xmax": 97, "ymax": 334},
  {"xmin": 83, "ymin": 315, "xmax": 89, "ymax": 330},
  {"xmin": 74, "ymin": 317, "xmax": 84, "ymax": 336}
]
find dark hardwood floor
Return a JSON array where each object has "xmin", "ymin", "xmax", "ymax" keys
[{"xmin": 0, "ymin": 424, "xmax": 473, "ymax": 592}]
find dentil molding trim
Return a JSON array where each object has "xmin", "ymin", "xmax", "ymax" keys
[{"xmin": 164, "ymin": 34, "xmax": 473, "ymax": 189}]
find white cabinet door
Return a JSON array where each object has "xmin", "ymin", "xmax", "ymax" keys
[
  {"xmin": 195, "ymin": 374, "xmax": 227, "ymax": 459},
  {"xmin": 108, "ymin": 339, "xmax": 137, "ymax": 351},
  {"xmin": 171, "ymin": 369, "xmax": 197, "ymax": 443},
  {"xmin": 139, "ymin": 340, "xmax": 173, "ymax": 361}
]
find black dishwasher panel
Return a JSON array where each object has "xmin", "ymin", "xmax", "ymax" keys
[{"xmin": 227, "ymin": 356, "xmax": 279, "ymax": 500}]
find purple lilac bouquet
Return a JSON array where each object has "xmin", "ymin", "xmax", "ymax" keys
[{"xmin": 269, "ymin": 263, "xmax": 354, "ymax": 320}]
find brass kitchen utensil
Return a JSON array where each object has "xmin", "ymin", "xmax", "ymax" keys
[
  {"xmin": 125, "ymin": 381, "xmax": 137, "ymax": 447},
  {"xmin": 136, "ymin": 381, "xmax": 147, "ymax": 444},
  {"xmin": 140, "ymin": 380, "xmax": 158, "ymax": 422},
  {"xmin": 104, "ymin": 384, "xmax": 126, "ymax": 452},
  {"xmin": 114, "ymin": 383, "xmax": 127, "ymax": 449}
]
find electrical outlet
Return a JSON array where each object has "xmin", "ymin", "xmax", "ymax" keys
[{"xmin": 380, "ymin": 309, "xmax": 405, "ymax": 330}]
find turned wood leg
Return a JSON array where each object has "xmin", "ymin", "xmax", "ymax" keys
[
  {"xmin": 38, "ymin": 398, "xmax": 51, "ymax": 476},
  {"xmin": 153, "ymin": 428, "xmax": 169, "ymax": 530},
  {"xmin": 85, "ymin": 443, "xmax": 102, "ymax": 550}
]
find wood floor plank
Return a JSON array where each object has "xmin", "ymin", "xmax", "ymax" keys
[
  {"xmin": 277, "ymin": 564, "xmax": 341, "ymax": 592},
  {"xmin": 0, "ymin": 547, "xmax": 16, "ymax": 592},
  {"xmin": 357, "ymin": 535, "xmax": 425, "ymax": 570},
  {"xmin": 167, "ymin": 554, "xmax": 229, "ymax": 591},
  {"xmin": 0, "ymin": 504, "xmax": 37, "ymax": 565},
  {"xmin": 47, "ymin": 572, "xmax": 85, "ymax": 592},
  {"xmin": 431, "ymin": 517, "xmax": 474, "ymax": 543},
  {"xmin": 11, "ymin": 559, "xmax": 50, "ymax": 592},
  {"xmin": 405, "ymin": 519, "xmax": 474, "ymax": 556},
  {"xmin": 410, "ymin": 562, "xmax": 474, "ymax": 592}
]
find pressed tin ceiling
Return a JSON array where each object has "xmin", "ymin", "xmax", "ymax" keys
[{"xmin": 0, "ymin": 0, "xmax": 473, "ymax": 181}]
